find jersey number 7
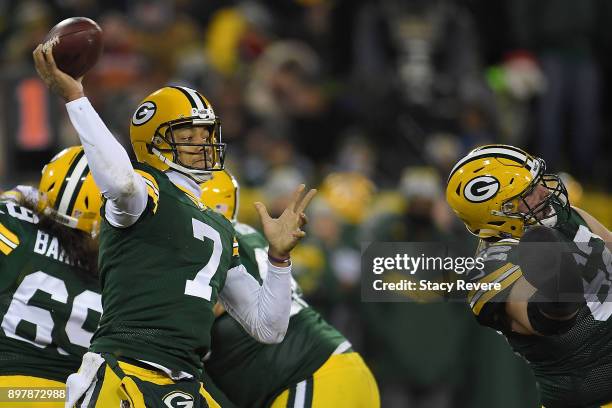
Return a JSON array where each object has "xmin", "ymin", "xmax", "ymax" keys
[{"xmin": 185, "ymin": 218, "xmax": 222, "ymax": 301}]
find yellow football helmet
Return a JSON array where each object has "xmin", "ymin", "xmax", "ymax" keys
[
  {"xmin": 200, "ymin": 169, "xmax": 239, "ymax": 222},
  {"xmin": 320, "ymin": 172, "xmax": 375, "ymax": 225},
  {"xmin": 38, "ymin": 146, "xmax": 102, "ymax": 236},
  {"xmin": 130, "ymin": 86, "xmax": 225, "ymax": 182},
  {"xmin": 446, "ymin": 144, "xmax": 569, "ymax": 239}
]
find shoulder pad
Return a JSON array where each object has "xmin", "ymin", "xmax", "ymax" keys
[
  {"xmin": 467, "ymin": 240, "xmax": 522, "ymax": 316},
  {"xmin": 135, "ymin": 170, "xmax": 160, "ymax": 213},
  {"xmin": 0, "ymin": 202, "xmax": 32, "ymax": 255}
]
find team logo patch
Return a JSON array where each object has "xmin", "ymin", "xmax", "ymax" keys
[
  {"xmin": 162, "ymin": 391, "xmax": 194, "ymax": 408},
  {"xmin": 132, "ymin": 101, "xmax": 156, "ymax": 126},
  {"xmin": 464, "ymin": 176, "xmax": 500, "ymax": 203}
]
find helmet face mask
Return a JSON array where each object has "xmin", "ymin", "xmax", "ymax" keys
[
  {"xmin": 508, "ymin": 172, "xmax": 570, "ymax": 229},
  {"xmin": 446, "ymin": 144, "xmax": 570, "ymax": 239},
  {"xmin": 131, "ymin": 86, "xmax": 226, "ymax": 183},
  {"xmin": 153, "ymin": 121, "xmax": 225, "ymax": 174}
]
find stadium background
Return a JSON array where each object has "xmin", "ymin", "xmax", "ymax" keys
[{"xmin": 0, "ymin": 1, "xmax": 611, "ymax": 407}]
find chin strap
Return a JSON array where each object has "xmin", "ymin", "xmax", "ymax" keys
[{"xmin": 151, "ymin": 147, "xmax": 212, "ymax": 183}]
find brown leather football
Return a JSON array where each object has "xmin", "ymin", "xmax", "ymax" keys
[{"xmin": 42, "ymin": 17, "xmax": 103, "ymax": 79}]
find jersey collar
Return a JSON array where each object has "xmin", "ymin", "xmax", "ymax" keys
[
  {"xmin": 166, "ymin": 170, "xmax": 201, "ymax": 197},
  {"xmin": 166, "ymin": 170, "xmax": 207, "ymax": 210}
]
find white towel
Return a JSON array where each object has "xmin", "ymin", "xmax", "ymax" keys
[{"xmin": 65, "ymin": 352, "xmax": 105, "ymax": 408}]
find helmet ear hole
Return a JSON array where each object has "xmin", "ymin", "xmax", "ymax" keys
[
  {"xmin": 47, "ymin": 182, "xmax": 55, "ymax": 192},
  {"xmin": 84, "ymin": 196, "xmax": 89, "ymax": 209}
]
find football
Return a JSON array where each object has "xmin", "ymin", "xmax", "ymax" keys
[{"xmin": 42, "ymin": 17, "xmax": 103, "ymax": 79}]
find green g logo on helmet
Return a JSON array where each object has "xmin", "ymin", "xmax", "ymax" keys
[
  {"xmin": 446, "ymin": 144, "xmax": 569, "ymax": 239},
  {"xmin": 132, "ymin": 101, "xmax": 157, "ymax": 126}
]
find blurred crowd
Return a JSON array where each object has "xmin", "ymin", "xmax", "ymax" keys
[{"xmin": 1, "ymin": 0, "xmax": 611, "ymax": 406}]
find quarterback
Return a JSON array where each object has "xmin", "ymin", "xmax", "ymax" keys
[
  {"xmin": 33, "ymin": 44, "xmax": 315, "ymax": 408},
  {"xmin": 447, "ymin": 144, "xmax": 612, "ymax": 408},
  {"xmin": 0, "ymin": 147, "xmax": 102, "ymax": 408},
  {"xmin": 200, "ymin": 171, "xmax": 380, "ymax": 408}
]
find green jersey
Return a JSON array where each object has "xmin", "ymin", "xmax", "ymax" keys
[
  {"xmin": 467, "ymin": 209, "xmax": 612, "ymax": 407},
  {"xmin": 206, "ymin": 223, "xmax": 347, "ymax": 408},
  {"xmin": 0, "ymin": 199, "xmax": 101, "ymax": 381},
  {"xmin": 91, "ymin": 164, "xmax": 240, "ymax": 376}
]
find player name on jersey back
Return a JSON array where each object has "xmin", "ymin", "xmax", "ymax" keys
[{"xmin": 33, "ymin": 230, "xmax": 74, "ymax": 265}]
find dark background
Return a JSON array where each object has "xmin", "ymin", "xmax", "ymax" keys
[{"xmin": 2, "ymin": 1, "xmax": 611, "ymax": 406}]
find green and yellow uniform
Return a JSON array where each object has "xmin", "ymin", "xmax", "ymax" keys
[
  {"xmin": 206, "ymin": 222, "xmax": 380, "ymax": 408},
  {"xmin": 0, "ymin": 199, "xmax": 101, "ymax": 407},
  {"xmin": 467, "ymin": 209, "xmax": 612, "ymax": 408},
  {"xmin": 91, "ymin": 163, "xmax": 240, "ymax": 376}
]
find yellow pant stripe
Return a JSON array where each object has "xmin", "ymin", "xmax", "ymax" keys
[
  {"xmin": 118, "ymin": 361, "xmax": 174, "ymax": 385},
  {"xmin": 285, "ymin": 377, "xmax": 313, "ymax": 408}
]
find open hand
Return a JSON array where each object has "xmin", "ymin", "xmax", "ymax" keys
[
  {"xmin": 33, "ymin": 44, "xmax": 84, "ymax": 102},
  {"xmin": 254, "ymin": 184, "xmax": 317, "ymax": 260}
]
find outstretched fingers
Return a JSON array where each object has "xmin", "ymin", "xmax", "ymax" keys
[
  {"xmin": 287, "ymin": 184, "xmax": 306, "ymax": 212},
  {"xmin": 295, "ymin": 188, "xmax": 317, "ymax": 214}
]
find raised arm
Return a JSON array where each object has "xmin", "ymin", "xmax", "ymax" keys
[
  {"xmin": 508, "ymin": 227, "xmax": 584, "ymax": 336},
  {"xmin": 33, "ymin": 44, "xmax": 147, "ymax": 227}
]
